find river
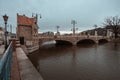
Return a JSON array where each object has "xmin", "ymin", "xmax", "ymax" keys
[{"xmin": 28, "ymin": 42, "xmax": 120, "ymax": 80}]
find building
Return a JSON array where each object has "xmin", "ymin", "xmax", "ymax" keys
[
  {"xmin": 0, "ymin": 27, "xmax": 4, "ymax": 44},
  {"xmin": 0, "ymin": 26, "xmax": 15, "ymax": 45},
  {"xmin": 39, "ymin": 31, "xmax": 54, "ymax": 37},
  {"xmin": 16, "ymin": 14, "xmax": 39, "ymax": 53},
  {"xmin": 0, "ymin": 27, "xmax": 4, "ymax": 40},
  {"xmin": 11, "ymin": 33, "xmax": 16, "ymax": 39}
]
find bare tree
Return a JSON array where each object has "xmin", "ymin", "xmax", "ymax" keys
[{"xmin": 103, "ymin": 16, "xmax": 120, "ymax": 38}]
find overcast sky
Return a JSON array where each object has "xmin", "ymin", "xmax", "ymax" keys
[{"xmin": 0, "ymin": 0, "xmax": 120, "ymax": 33}]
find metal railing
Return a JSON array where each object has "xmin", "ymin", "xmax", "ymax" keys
[{"xmin": 0, "ymin": 42, "xmax": 13, "ymax": 80}]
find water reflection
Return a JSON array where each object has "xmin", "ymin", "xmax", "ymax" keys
[{"xmin": 28, "ymin": 43, "xmax": 120, "ymax": 80}]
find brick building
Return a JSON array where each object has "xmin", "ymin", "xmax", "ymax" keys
[
  {"xmin": 16, "ymin": 14, "xmax": 39, "ymax": 48},
  {"xmin": 0, "ymin": 27, "xmax": 4, "ymax": 41}
]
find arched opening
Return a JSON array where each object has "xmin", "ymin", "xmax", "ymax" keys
[
  {"xmin": 55, "ymin": 40, "xmax": 73, "ymax": 45},
  {"xmin": 77, "ymin": 39, "xmax": 96, "ymax": 45},
  {"xmin": 98, "ymin": 39, "xmax": 108, "ymax": 44},
  {"xmin": 40, "ymin": 40, "xmax": 56, "ymax": 48},
  {"xmin": 41, "ymin": 41, "xmax": 56, "ymax": 45}
]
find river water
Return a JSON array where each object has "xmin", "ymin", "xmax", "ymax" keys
[{"xmin": 28, "ymin": 42, "xmax": 120, "ymax": 80}]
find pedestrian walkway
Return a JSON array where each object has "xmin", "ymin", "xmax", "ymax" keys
[
  {"xmin": 0, "ymin": 42, "xmax": 43, "ymax": 80},
  {"xmin": 0, "ymin": 45, "xmax": 4, "ymax": 59},
  {"xmin": 16, "ymin": 47, "xmax": 43, "ymax": 80}
]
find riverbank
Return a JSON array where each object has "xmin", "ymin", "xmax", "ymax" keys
[{"xmin": 15, "ymin": 46, "xmax": 43, "ymax": 80}]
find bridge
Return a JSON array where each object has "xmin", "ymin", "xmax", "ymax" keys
[{"xmin": 39, "ymin": 35, "xmax": 111, "ymax": 45}]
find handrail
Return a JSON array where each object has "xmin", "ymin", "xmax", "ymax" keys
[{"xmin": 0, "ymin": 42, "xmax": 13, "ymax": 80}]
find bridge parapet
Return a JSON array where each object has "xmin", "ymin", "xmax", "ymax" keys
[{"xmin": 39, "ymin": 35, "xmax": 110, "ymax": 45}]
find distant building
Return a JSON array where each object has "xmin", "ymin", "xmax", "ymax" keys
[
  {"xmin": 0, "ymin": 27, "xmax": 4, "ymax": 41},
  {"xmin": 0, "ymin": 27, "xmax": 4, "ymax": 45},
  {"xmin": 81, "ymin": 28, "xmax": 107, "ymax": 36},
  {"xmin": 39, "ymin": 31, "xmax": 54, "ymax": 37},
  {"xmin": 16, "ymin": 13, "xmax": 39, "ymax": 46},
  {"xmin": 11, "ymin": 33, "xmax": 16, "ymax": 39},
  {"xmin": 81, "ymin": 27, "xmax": 115, "ymax": 38}
]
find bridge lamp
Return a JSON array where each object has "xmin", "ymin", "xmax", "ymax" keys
[
  {"xmin": 71, "ymin": 20, "xmax": 77, "ymax": 36},
  {"xmin": 56, "ymin": 26, "xmax": 60, "ymax": 33},
  {"xmin": 93, "ymin": 24, "xmax": 98, "ymax": 36},
  {"xmin": 32, "ymin": 13, "xmax": 42, "ymax": 27}
]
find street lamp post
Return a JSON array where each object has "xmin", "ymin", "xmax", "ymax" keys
[
  {"xmin": 93, "ymin": 24, "xmax": 98, "ymax": 41},
  {"xmin": 71, "ymin": 20, "xmax": 77, "ymax": 36},
  {"xmin": 56, "ymin": 26, "xmax": 60, "ymax": 36},
  {"xmin": 32, "ymin": 13, "xmax": 42, "ymax": 24},
  {"xmin": 3, "ymin": 14, "xmax": 8, "ymax": 50},
  {"xmin": 10, "ymin": 25, "xmax": 12, "ymax": 39},
  {"xmin": 32, "ymin": 13, "xmax": 42, "ymax": 31},
  {"xmin": 56, "ymin": 26, "xmax": 60, "ymax": 33},
  {"xmin": 94, "ymin": 24, "xmax": 98, "ymax": 36}
]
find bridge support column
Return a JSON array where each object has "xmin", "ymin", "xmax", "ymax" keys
[
  {"xmin": 107, "ymin": 29, "xmax": 111, "ymax": 38},
  {"xmin": 72, "ymin": 42, "xmax": 76, "ymax": 46},
  {"xmin": 95, "ymin": 40, "xmax": 98, "ymax": 44}
]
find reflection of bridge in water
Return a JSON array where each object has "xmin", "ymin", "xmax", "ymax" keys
[{"xmin": 39, "ymin": 35, "xmax": 111, "ymax": 45}]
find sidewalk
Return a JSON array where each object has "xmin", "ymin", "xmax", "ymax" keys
[
  {"xmin": 16, "ymin": 47, "xmax": 43, "ymax": 80},
  {"xmin": 1, "ymin": 43, "xmax": 43, "ymax": 80}
]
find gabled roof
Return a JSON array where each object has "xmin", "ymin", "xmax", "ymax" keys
[{"xmin": 17, "ymin": 14, "xmax": 36, "ymax": 25}]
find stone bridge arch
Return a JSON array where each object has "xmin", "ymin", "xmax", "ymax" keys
[
  {"xmin": 76, "ymin": 39, "xmax": 96, "ymax": 45},
  {"xmin": 39, "ymin": 37, "xmax": 74, "ymax": 45},
  {"xmin": 39, "ymin": 37, "xmax": 55, "ymax": 45},
  {"xmin": 55, "ymin": 40, "xmax": 73, "ymax": 45},
  {"xmin": 98, "ymin": 39, "xmax": 108, "ymax": 43}
]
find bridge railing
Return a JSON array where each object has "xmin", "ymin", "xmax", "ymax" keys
[
  {"xmin": 0, "ymin": 42, "xmax": 13, "ymax": 80},
  {"xmin": 39, "ymin": 35, "xmax": 108, "ymax": 40}
]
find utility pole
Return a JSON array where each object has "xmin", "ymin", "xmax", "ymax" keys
[
  {"xmin": 71, "ymin": 20, "xmax": 77, "ymax": 36},
  {"xmin": 10, "ymin": 25, "xmax": 12, "ymax": 39}
]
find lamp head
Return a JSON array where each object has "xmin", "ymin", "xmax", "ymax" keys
[{"xmin": 3, "ymin": 14, "xmax": 8, "ymax": 23}]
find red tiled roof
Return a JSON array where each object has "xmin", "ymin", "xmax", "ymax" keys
[{"xmin": 17, "ymin": 14, "xmax": 36, "ymax": 25}]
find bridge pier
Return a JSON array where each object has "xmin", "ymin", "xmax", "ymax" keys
[
  {"xmin": 95, "ymin": 40, "xmax": 99, "ymax": 44},
  {"xmin": 72, "ymin": 42, "xmax": 76, "ymax": 46}
]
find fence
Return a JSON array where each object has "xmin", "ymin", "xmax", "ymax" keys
[{"xmin": 0, "ymin": 42, "xmax": 13, "ymax": 80}]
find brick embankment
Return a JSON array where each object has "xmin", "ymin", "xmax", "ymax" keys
[{"xmin": 16, "ymin": 47, "xmax": 43, "ymax": 80}]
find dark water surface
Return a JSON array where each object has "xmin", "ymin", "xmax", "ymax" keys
[{"xmin": 28, "ymin": 43, "xmax": 120, "ymax": 80}]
